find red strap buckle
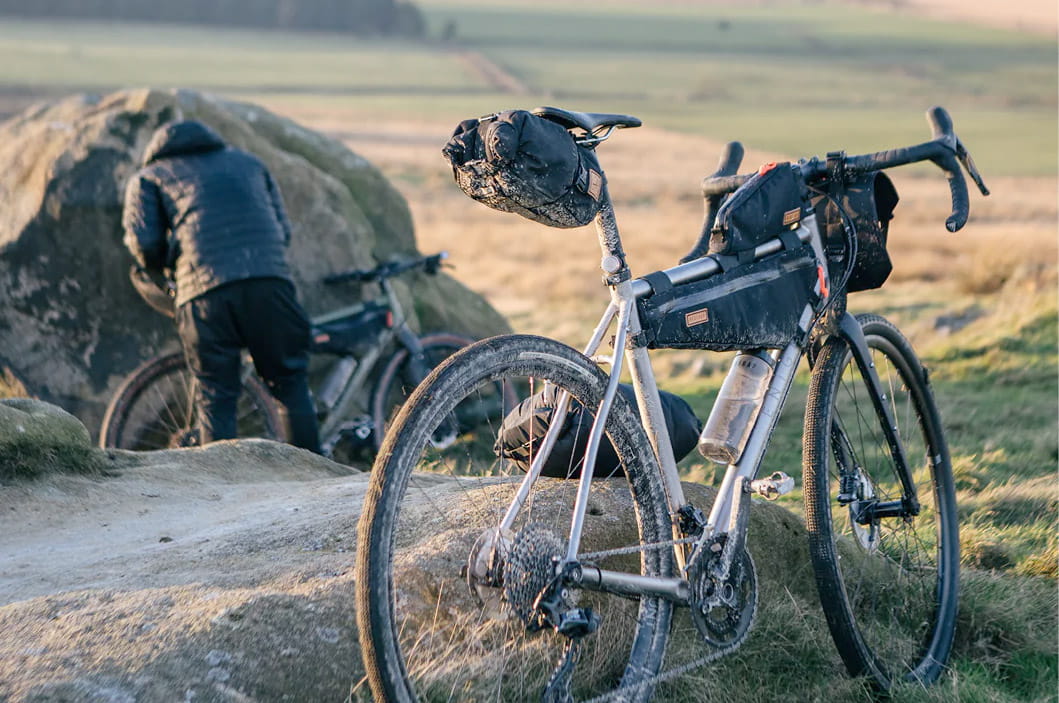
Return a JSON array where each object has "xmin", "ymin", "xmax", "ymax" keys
[{"xmin": 817, "ymin": 266, "xmax": 830, "ymax": 299}]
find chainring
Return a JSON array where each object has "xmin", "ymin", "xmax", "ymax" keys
[
  {"xmin": 687, "ymin": 541, "xmax": 758, "ymax": 649},
  {"xmin": 502, "ymin": 523, "xmax": 567, "ymax": 630}
]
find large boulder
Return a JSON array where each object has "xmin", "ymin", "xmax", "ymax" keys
[{"xmin": 0, "ymin": 88, "xmax": 510, "ymax": 436}]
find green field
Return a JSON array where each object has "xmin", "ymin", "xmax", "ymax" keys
[{"xmin": 0, "ymin": 0, "xmax": 1055, "ymax": 174}]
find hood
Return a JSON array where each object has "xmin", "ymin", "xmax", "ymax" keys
[{"xmin": 142, "ymin": 120, "xmax": 227, "ymax": 165}]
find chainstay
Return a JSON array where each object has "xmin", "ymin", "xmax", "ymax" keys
[{"xmin": 575, "ymin": 535, "xmax": 748, "ymax": 703}]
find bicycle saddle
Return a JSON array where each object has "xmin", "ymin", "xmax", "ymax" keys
[{"xmin": 532, "ymin": 106, "xmax": 642, "ymax": 133}]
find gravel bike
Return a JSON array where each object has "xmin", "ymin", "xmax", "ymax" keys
[
  {"xmin": 355, "ymin": 106, "xmax": 988, "ymax": 701},
  {"xmin": 99, "ymin": 252, "xmax": 485, "ymax": 461}
]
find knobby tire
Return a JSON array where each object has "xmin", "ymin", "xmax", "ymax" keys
[{"xmin": 803, "ymin": 314, "xmax": 959, "ymax": 689}]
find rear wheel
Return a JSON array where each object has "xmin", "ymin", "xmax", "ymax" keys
[
  {"xmin": 370, "ymin": 333, "xmax": 479, "ymax": 451},
  {"xmin": 355, "ymin": 335, "xmax": 674, "ymax": 702},
  {"xmin": 804, "ymin": 314, "xmax": 959, "ymax": 689},
  {"xmin": 99, "ymin": 352, "xmax": 284, "ymax": 450}
]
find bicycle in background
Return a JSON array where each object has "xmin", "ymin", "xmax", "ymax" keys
[{"xmin": 100, "ymin": 252, "xmax": 492, "ymax": 463}]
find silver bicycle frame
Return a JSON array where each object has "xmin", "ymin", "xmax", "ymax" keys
[{"xmin": 497, "ymin": 180, "xmax": 823, "ymax": 594}]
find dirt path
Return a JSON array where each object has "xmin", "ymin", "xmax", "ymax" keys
[
  {"xmin": 905, "ymin": 0, "xmax": 1057, "ymax": 35},
  {"xmin": 0, "ymin": 441, "xmax": 388, "ymax": 701},
  {"xmin": 1, "ymin": 442, "xmax": 371, "ymax": 605}
]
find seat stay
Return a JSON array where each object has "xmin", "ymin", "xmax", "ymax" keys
[{"xmin": 532, "ymin": 105, "xmax": 642, "ymax": 134}]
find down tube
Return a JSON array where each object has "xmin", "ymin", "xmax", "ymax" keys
[{"xmin": 707, "ymin": 342, "xmax": 803, "ymax": 534}]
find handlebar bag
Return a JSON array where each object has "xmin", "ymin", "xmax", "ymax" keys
[
  {"xmin": 442, "ymin": 109, "xmax": 605, "ymax": 228},
  {"xmin": 811, "ymin": 171, "xmax": 899, "ymax": 292},
  {"xmin": 709, "ymin": 163, "xmax": 809, "ymax": 257},
  {"xmin": 310, "ymin": 301, "xmax": 388, "ymax": 356},
  {"xmin": 494, "ymin": 383, "xmax": 702, "ymax": 479},
  {"xmin": 637, "ymin": 246, "xmax": 821, "ymax": 352}
]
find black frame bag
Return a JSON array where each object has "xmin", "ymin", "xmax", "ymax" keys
[
  {"xmin": 638, "ymin": 246, "xmax": 821, "ymax": 352},
  {"xmin": 442, "ymin": 109, "xmax": 605, "ymax": 229},
  {"xmin": 310, "ymin": 301, "xmax": 389, "ymax": 357}
]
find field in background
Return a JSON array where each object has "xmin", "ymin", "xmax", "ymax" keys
[
  {"xmin": 0, "ymin": 0, "xmax": 1055, "ymax": 174},
  {"xmin": 1, "ymin": 2, "xmax": 1055, "ymax": 700}
]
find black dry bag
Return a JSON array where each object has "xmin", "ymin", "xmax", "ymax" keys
[{"xmin": 443, "ymin": 109, "xmax": 605, "ymax": 228}]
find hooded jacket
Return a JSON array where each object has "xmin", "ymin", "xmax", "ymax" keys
[{"xmin": 122, "ymin": 120, "xmax": 294, "ymax": 306}]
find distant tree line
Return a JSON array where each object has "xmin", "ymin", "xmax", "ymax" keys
[{"xmin": 0, "ymin": 0, "xmax": 425, "ymax": 36}]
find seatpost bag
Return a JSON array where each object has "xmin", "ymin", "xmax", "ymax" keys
[
  {"xmin": 710, "ymin": 162, "xmax": 808, "ymax": 257},
  {"xmin": 442, "ymin": 109, "xmax": 606, "ymax": 228}
]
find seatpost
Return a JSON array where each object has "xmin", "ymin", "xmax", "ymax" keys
[{"xmin": 592, "ymin": 182, "xmax": 631, "ymax": 285}]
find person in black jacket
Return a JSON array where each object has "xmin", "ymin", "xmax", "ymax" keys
[{"xmin": 122, "ymin": 119, "xmax": 321, "ymax": 453}]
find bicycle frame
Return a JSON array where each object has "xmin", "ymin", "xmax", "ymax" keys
[
  {"xmin": 312, "ymin": 277, "xmax": 424, "ymax": 445},
  {"xmin": 495, "ymin": 181, "xmax": 920, "ymax": 603}
]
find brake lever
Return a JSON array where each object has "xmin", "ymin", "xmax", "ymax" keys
[{"xmin": 955, "ymin": 138, "xmax": 990, "ymax": 196}]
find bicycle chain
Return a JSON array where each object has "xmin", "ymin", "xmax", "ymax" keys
[
  {"xmin": 504, "ymin": 529, "xmax": 735, "ymax": 702},
  {"xmin": 580, "ymin": 638, "xmax": 743, "ymax": 703},
  {"xmin": 573, "ymin": 535, "xmax": 754, "ymax": 702},
  {"xmin": 578, "ymin": 534, "xmax": 699, "ymax": 562}
]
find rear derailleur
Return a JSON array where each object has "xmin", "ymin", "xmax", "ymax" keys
[{"xmin": 465, "ymin": 523, "xmax": 599, "ymax": 703}]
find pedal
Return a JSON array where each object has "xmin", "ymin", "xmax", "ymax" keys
[{"xmin": 749, "ymin": 472, "xmax": 795, "ymax": 500}]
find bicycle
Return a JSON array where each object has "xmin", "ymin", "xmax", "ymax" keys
[
  {"xmin": 354, "ymin": 106, "xmax": 989, "ymax": 701},
  {"xmin": 99, "ymin": 251, "xmax": 489, "ymax": 461}
]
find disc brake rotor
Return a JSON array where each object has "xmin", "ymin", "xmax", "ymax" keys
[{"xmin": 850, "ymin": 471, "xmax": 880, "ymax": 551}]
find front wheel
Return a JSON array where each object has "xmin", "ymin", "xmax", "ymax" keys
[
  {"xmin": 355, "ymin": 335, "xmax": 674, "ymax": 702},
  {"xmin": 803, "ymin": 314, "xmax": 959, "ymax": 689},
  {"xmin": 99, "ymin": 352, "xmax": 284, "ymax": 450}
]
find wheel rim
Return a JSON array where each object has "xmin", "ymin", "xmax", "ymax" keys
[
  {"xmin": 369, "ymin": 338, "xmax": 473, "ymax": 456},
  {"xmin": 827, "ymin": 334, "xmax": 947, "ymax": 681}
]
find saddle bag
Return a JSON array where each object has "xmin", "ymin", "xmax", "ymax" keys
[
  {"xmin": 638, "ymin": 246, "xmax": 821, "ymax": 352},
  {"xmin": 495, "ymin": 383, "xmax": 702, "ymax": 479},
  {"xmin": 709, "ymin": 162, "xmax": 808, "ymax": 257},
  {"xmin": 310, "ymin": 301, "xmax": 388, "ymax": 357},
  {"xmin": 812, "ymin": 171, "xmax": 899, "ymax": 292},
  {"xmin": 442, "ymin": 109, "xmax": 605, "ymax": 228}
]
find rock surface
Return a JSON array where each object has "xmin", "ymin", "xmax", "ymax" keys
[
  {"xmin": 0, "ymin": 401, "xmax": 823, "ymax": 702},
  {"xmin": 0, "ymin": 88, "xmax": 510, "ymax": 436}
]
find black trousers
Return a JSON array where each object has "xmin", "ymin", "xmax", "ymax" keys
[{"xmin": 176, "ymin": 277, "xmax": 320, "ymax": 453}]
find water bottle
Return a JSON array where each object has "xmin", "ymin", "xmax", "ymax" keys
[
  {"xmin": 698, "ymin": 351, "xmax": 775, "ymax": 465},
  {"xmin": 317, "ymin": 356, "xmax": 357, "ymax": 411}
]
